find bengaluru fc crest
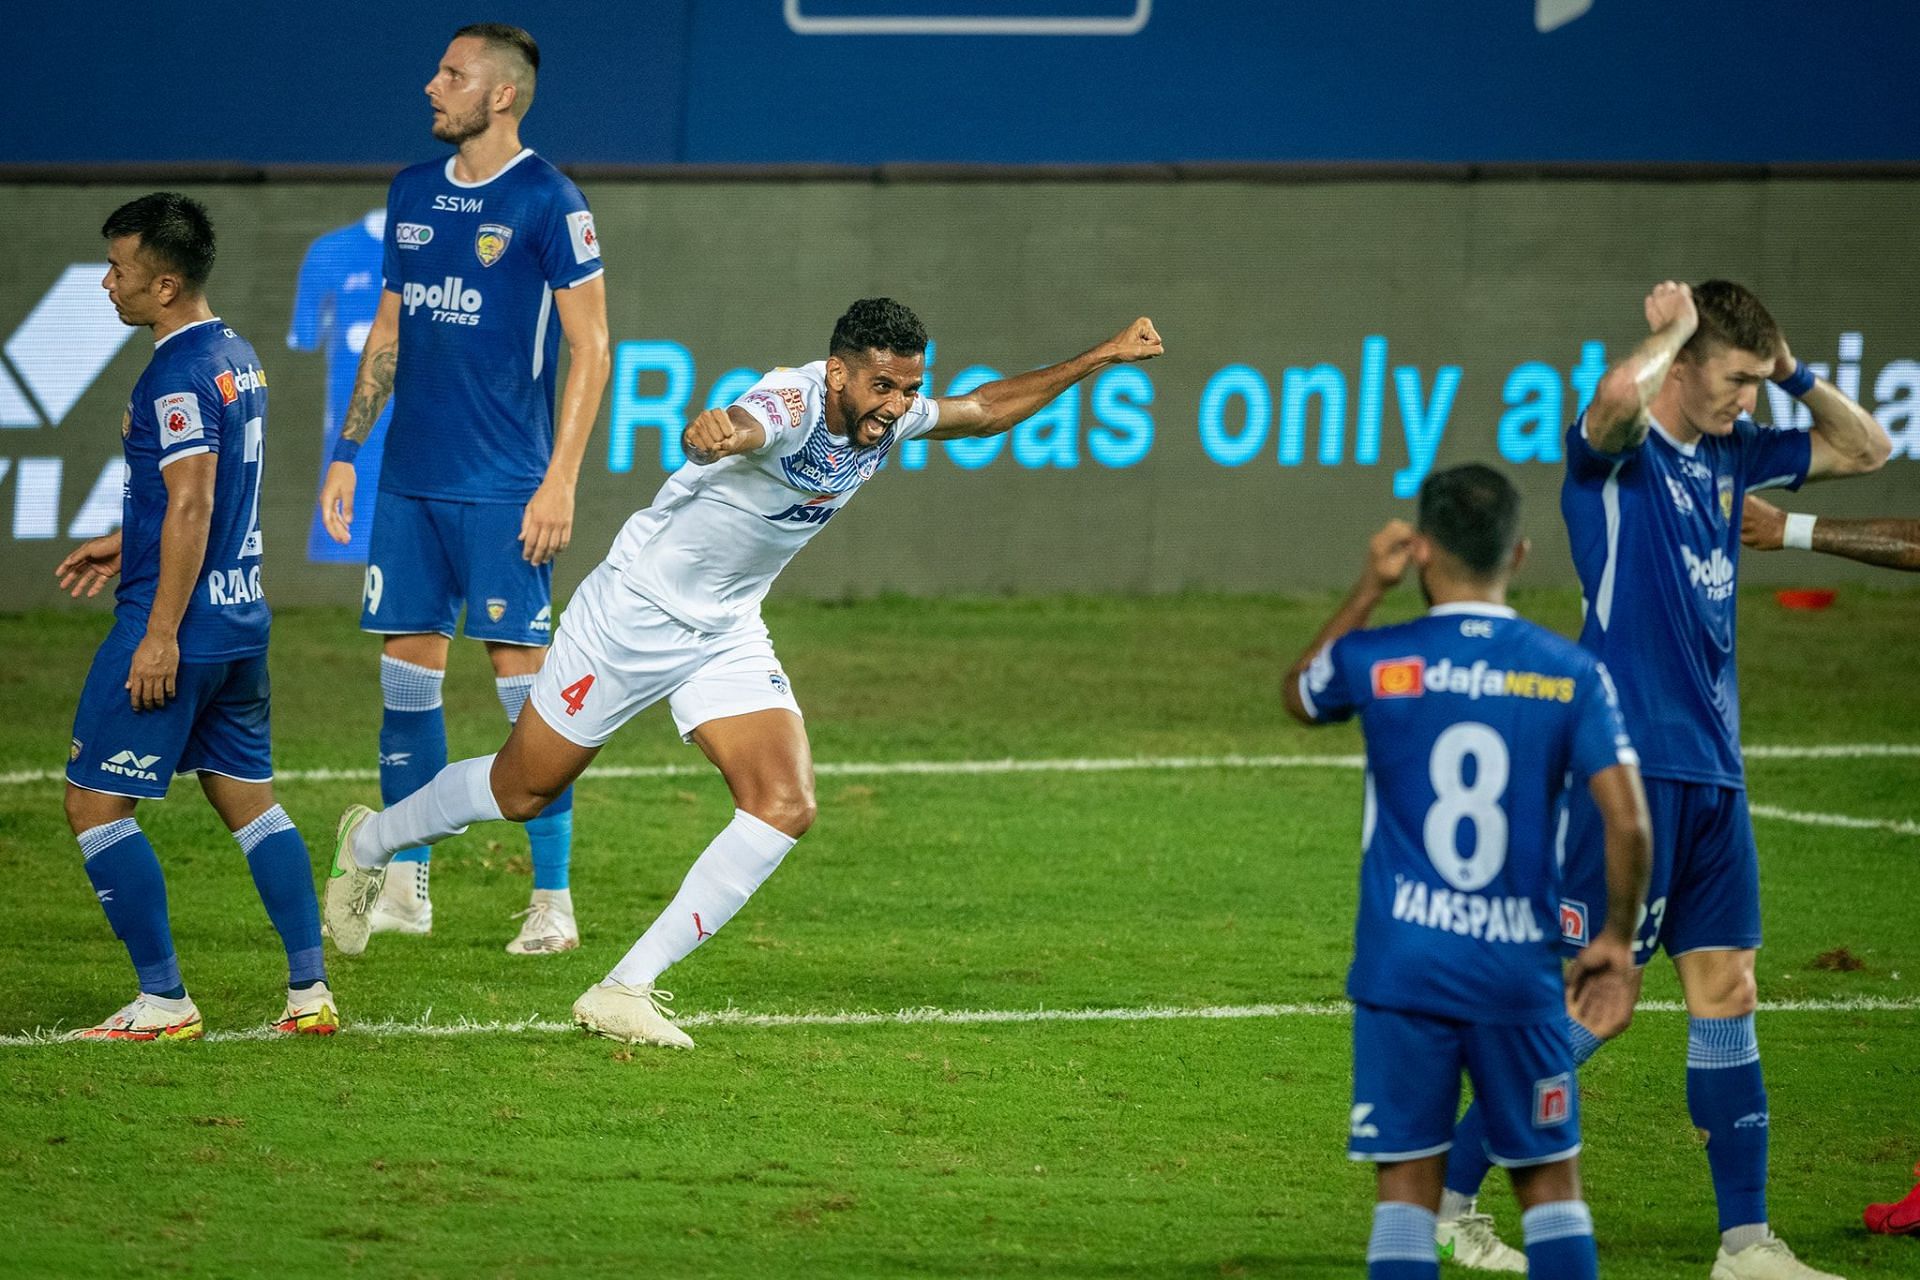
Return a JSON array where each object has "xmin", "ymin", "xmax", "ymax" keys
[{"xmin": 474, "ymin": 224, "xmax": 513, "ymax": 267}]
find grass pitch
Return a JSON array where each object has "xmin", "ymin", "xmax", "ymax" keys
[{"xmin": 2, "ymin": 589, "xmax": 1918, "ymax": 1277}]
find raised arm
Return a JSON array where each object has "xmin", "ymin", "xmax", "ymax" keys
[
  {"xmin": 926, "ymin": 317, "xmax": 1163, "ymax": 440},
  {"xmin": 519, "ymin": 275, "xmax": 611, "ymax": 564},
  {"xmin": 1566, "ymin": 761, "xmax": 1652, "ymax": 1036},
  {"xmin": 318, "ymin": 288, "xmax": 402, "ymax": 543},
  {"xmin": 1581, "ymin": 281, "xmax": 1699, "ymax": 456},
  {"xmin": 1281, "ymin": 520, "xmax": 1415, "ymax": 725},
  {"xmin": 1743, "ymin": 494, "xmax": 1920, "ymax": 571},
  {"xmin": 1769, "ymin": 337, "xmax": 1893, "ymax": 481}
]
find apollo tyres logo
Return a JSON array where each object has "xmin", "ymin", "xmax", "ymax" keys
[
  {"xmin": 1681, "ymin": 544, "xmax": 1736, "ymax": 601},
  {"xmin": 402, "ymin": 275, "xmax": 484, "ymax": 326}
]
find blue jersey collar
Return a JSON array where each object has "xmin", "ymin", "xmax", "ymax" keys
[{"xmin": 1646, "ymin": 414, "xmax": 1700, "ymax": 456}]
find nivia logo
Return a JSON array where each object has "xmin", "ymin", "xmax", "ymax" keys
[
  {"xmin": 1, "ymin": 265, "xmax": 138, "ymax": 428},
  {"xmin": 1349, "ymin": 1103, "xmax": 1379, "ymax": 1139},
  {"xmin": 101, "ymin": 749, "xmax": 161, "ymax": 782}
]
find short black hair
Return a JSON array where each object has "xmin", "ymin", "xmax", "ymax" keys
[
  {"xmin": 1417, "ymin": 463, "xmax": 1521, "ymax": 578},
  {"xmin": 101, "ymin": 192, "xmax": 216, "ymax": 290},
  {"xmin": 829, "ymin": 298, "xmax": 928, "ymax": 360},
  {"xmin": 455, "ymin": 22, "xmax": 540, "ymax": 73}
]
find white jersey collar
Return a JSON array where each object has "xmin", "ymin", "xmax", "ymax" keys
[
  {"xmin": 1647, "ymin": 413, "xmax": 1700, "ymax": 457},
  {"xmin": 443, "ymin": 147, "xmax": 535, "ymax": 189},
  {"xmin": 154, "ymin": 316, "xmax": 221, "ymax": 350},
  {"xmin": 1427, "ymin": 601, "xmax": 1517, "ymax": 619}
]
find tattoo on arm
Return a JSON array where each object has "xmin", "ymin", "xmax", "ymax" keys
[{"xmin": 341, "ymin": 344, "xmax": 398, "ymax": 445}]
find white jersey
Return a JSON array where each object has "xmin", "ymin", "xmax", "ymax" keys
[{"xmin": 607, "ymin": 361, "xmax": 941, "ymax": 633}]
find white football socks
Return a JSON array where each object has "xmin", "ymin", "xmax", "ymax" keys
[
  {"xmin": 605, "ymin": 809, "xmax": 797, "ymax": 988},
  {"xmin": 355, "ymin": 754, "xmax": 503, "ymax": 868}
]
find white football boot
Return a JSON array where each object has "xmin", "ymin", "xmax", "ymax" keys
[
  {"xmin": 323, "ymin": 805, "xmax": 384, "ymax": 956},
  {"xmin": 67, "ymin": 992, "xmax": 204, "ymax": 1042},
  {"xmin": 505, "ymin": 889, "xmax": 578, "ymax": 955},
  {"xmin": 1711, "ymin": 1236, "xmax": 1846, "ymax": 1280},
  {"xmin": 1436, "ymin": 1210, "xmax": 1528, "ymax": 1273},
  {"xmin": 273, "ymin": 983, "xmax": 340, "ymax": 1035},
  {"xmin": 572, "ymin": 981, "xmax": 694, "ymax": 1049},
  {"xmin": 370, "ymin": 859, "xmax": 433, "ymax": 935}
]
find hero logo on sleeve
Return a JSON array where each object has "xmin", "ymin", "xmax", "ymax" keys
[
  {"xmin": 154, "ymin": 391, "xmax": 206, "ymax": 445},
  {"xmin": 566, "ymin": 211, "xmax": 600, "ymax": 264}
]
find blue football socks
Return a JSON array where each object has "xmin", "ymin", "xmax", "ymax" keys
[
  {"xmin": 380, "ymin": 655, "xmax": 446, "ymax": 867},
  {"xmin": 1687, "ymin": 1013, "xmax": 1769, "ymax": 1236},
  {"xmin": 1367, "ymin": 1201, "xmax": 1439, "ymax": 1279},
  {"xmin": 1521, "ymin": 1200, "xmax": 1597, "ymax": 1280},
  {"xmin": 234, "ymin": 805, "xmax": 326, "ymax": 988},
  {"xmin": 79, "ymin": 818, "xmax": 184, "ymax": 999}
]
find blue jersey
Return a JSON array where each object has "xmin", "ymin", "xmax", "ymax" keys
[
  {"xmin": 289, "ymin": 211, "xmax": 392, "ymax": 562},
  {"xmin": 379, "ymin": 149, "xmax": 603, "ymax": 502},
  {"xmin": 118, "ymin": 318, "xmax": 271, "ymax": 661},
  {"xmin": 1563, "ymin": 414, "xmax": 1811, "ymax": 788},
  {"xmin": 1300, "ymin": 604, "xmax": 1636, "ymax": 1024}
]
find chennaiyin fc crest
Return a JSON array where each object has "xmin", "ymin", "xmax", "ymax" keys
[
  {"xmin": 1718, "ymin": 475, "xmax": 1735, "ymax": 522},
  {"xmin": 474, "ymin": 223, "xmax": 513, "ymax": 267}
]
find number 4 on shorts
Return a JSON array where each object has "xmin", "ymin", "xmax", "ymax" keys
[{"xmin": 559, "ymin": 674, "xmax": 595, "ymax": 717}]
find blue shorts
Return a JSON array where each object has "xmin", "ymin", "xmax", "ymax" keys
[
  {"xmin": 1557, "ymin": 777, "xmax": 1761, "ymax": 962},
  {"xmin": 1349, "ymin": 1002, "xmax": 1581, "ymax": 1168},
  {"xmin": 360, "ymin": 492, "xmax": 552, "ymax": 645},
  {"xmin": 67, "ymin": 634, "xmax": 273, "ymax": 800}
]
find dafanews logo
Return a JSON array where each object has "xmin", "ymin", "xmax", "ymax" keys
[
  {"xmin": 1371, "ymin": 656, "xmax": 1424, "ymax": 699},
  {"xmin": 1681, "ymin": 544, "xmax": 1735, "ymax": 601},
  {"xmin": 101, "ymin": 750, "xmax": 162, "ymax": 782},
  {"xmin": 401, "ymin": 276, "xmax": 483, "ymax": 326},
  {"xmin": 1401, "ymin": 657, "xmax": 1576, "ymax": 703}
]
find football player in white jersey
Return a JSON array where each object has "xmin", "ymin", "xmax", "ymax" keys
[{"xmin": 326, "ymin": 299, "xmax": 1163, "ymax": 1046}]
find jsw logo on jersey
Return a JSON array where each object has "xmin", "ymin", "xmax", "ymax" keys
[
  {"xmin": 764, "ymin": 495, "xmax": 841, "ymax": 526},
  {"xmin": 402, "ymin": 277, "xmax": 483, "ymax": 326},
  {"xmin": 1681, "ymin": 544, "xmax": 1736, "ymax": 601}
]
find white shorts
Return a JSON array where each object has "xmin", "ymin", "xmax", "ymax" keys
[{"xmin": 529, "ymin": 561, "xmax": 801, "ymax": 748}]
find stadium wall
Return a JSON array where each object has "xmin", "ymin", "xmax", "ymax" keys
[
  {"xmin": 6, "ymin": 1, "xmax": 1918, "ymax": 167},
  {"xmin": 2, "ymin": 175, "xmax": 1917, "ymax": 613}
]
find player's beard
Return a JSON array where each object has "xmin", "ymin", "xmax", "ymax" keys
[{"xmin": 431, "ymin": 101, "xmax": 490, "ymax": 145}]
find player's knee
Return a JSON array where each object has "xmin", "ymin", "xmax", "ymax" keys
[
  {"xmin": 744, "ymin": 784, "xmax": 815, "ymax": 838},
  {"xmin": 64, "ymin": 785, "xmax": 130, "ymax": 838},
  {"xmin": 495, "ymin": 784, "xmax": 553, "ymax": 824},
  {"xmin": 1690, "ymin": 964, "xmax": 1758, "ymax": 1017}
]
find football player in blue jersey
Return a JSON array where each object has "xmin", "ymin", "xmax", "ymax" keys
[
  {"xmin": 316, "ymin": 23, "xmax": 611, "ymax": 955},
  {"xmin": 1434, "ymin": 284, "xmax": 1891, "ymax": 1280},
  {"xmin": 55, "ymin": 193, "xmax": 336, "ymax": 1041},
  {"xmin": 1285, "ymin": 465, "xmax": 1651, "ymax": 1280}
]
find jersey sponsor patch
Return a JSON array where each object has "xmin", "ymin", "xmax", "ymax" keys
[
  {"xmin": 1533, "ymin": 1073, "xmax": 1572, "ymax": 1128},
  {"xmin": 215, "ymin": 370, "xmax": 240, "ymax": 405},
  {"xmin": 566, "ymin": 210, "xmax": 600, "ymax": 264},
  {"xmin": 1558, "ymin": 896, "xmax": 1590, "ymax": 946},
  {"xmin": 154, "ymin": 391, "xmax": 207, "ymax": 447},
  {"xmin": 395, "ymin": 222, "xmax": 434, "ymax": 248},
  {"xmin": 776, "ymin": 387, "xmax": 808, "ymax": 427},
  {"xmin": 1370, "ymin": 656, "xmax": 1424, "ymax": 699}
]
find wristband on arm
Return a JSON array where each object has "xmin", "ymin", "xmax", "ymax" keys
[
  {"xmin": 1783, "ymin": 512, "xmax": 1817, "ymax": 550},
  {"xmin": 1773, "ymin": 359, "xmax": 1816, "ymax": 398},
  {"xmin": 329, "ymin": 438, "xmax": 361, "ymax": 466}
]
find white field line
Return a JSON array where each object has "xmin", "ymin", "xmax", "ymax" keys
[
  {"xmin": 5, "ymin": 746, "xmax": 1914, "ymax": 837},
  {"xmin": 5, "ymin": 995, "xmax": 1916, "ymax": 1049},
  {"xmin": 3, "ymin": 742, "xmax": 1916, "ymax": 788}
]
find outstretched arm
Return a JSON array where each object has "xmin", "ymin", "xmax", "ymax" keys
[
  {"xmin": 1581, "ymin": 281, "xmax": 1698, "ymax": 456},
  {"xmin": 926, "ymin": 317, "xmax": 1163, "ymax": 440},
  {"xmin": 318, "ymin": 288, "xmax": 402, "ymax": 543},
  {"xmin": 1281, "ymin": 521, "xmax": 1415, "ymax": 725},
  {"xmin": 1743, "ymin": 494, "xmax": 1920, "ymax": 571}
]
